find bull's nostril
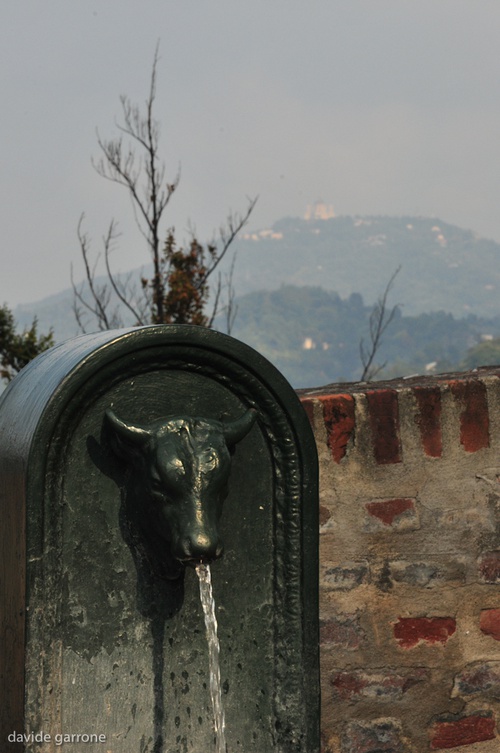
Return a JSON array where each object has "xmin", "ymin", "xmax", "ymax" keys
[
  {"xmin": 176, "ymin": 534, "xmax": 221, "ymax": 564},
  {"xmin": 178, "ymin": 536, "xmax": 195, "ymax": 559}
]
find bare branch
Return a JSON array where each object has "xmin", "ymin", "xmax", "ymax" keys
[
  {"xmin": 360, "ymin": 266, "xmax": 401, "ymax": 381},
  {"xmin": 75, "ymin": 216, "xmax": 112, "ymax": 330},
  {"xmin": 200, "ymin": 196, "xmax": 258, "ymax": 287},
  {"xmin": 73, "ymin": 42, "xmax": 253, "ymax": 333},
  {"xmin": 103, "ymin": 229, "xmax": 147, "ymax": 326},
  {"xmin": 223, "ymin": 253, "xmax": 239, "ymax": 334},
  {"xmin": 206, "ymin": 273, "xmax": 222, "ymax": 329},
  {"xmin": 90, "ymin": 43, "xmax": 178, "ymax": 270},
  {"xmin": 72, "ymin": 216, "xmax": 129, "ymax": 332}
]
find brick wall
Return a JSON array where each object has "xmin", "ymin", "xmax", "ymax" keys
[{"xmin": 300, "ymin": 367, "xmax": 500, "ymax": 753}]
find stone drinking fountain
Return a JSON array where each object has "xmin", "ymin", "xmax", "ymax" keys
[{"xmin": 0, "ymin": 325, "xmax": 320, "ymax": 753}]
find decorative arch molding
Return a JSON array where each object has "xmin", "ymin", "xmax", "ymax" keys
[{"xmin": 0, "ymin": 325, "xmax": 319, "ymax": 753}]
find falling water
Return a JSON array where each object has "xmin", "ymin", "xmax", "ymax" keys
[{"xmin": 196, "ymin": 563, "xmax": 227, "ymax": 753}]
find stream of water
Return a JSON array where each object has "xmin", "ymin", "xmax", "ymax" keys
[{"xmin": 196, "ymin": 563, "xmax": 227, "ymax": 753}]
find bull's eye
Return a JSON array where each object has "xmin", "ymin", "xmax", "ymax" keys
[
  {"xmin": 169, "ymin": 458, "xmax": 185, "ymax": 475},
  {"xmin": 200, "ymin": 448, "xmax": 218, "ymax": 470}
]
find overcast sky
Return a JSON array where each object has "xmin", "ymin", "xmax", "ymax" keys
[{"xmin": 2, "ymin": 1, "xmax": 500, "ymax": 306}]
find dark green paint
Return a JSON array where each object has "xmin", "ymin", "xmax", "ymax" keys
[{"xmin": 0, "ymin": 325, "xmax": 319, "ymax": 753}]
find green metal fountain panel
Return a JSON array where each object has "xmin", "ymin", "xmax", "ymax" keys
[{"xmin": 0, "ymin": 325, "xmax": 319, "ymax": 753}]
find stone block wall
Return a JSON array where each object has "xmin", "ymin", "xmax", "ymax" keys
[{"xmin": 300, "ymin": 367, "xmax": 500, "ymax": 753}]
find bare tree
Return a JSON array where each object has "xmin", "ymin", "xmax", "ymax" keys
[
  {"xmin": 73, "ymin": 44, "xmax": 256, "ymax": 333},
  {"xmin": 221, "ymin": 253, "xmax": 239, "ymax": 334},
  {"xmin": 360, "ymin": 266, "xmax": 401, "ymax": 381}
]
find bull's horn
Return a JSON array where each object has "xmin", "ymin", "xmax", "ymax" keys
[
  {"xmin": 222, "ymin": 409, "xmax": 257, "ymax": 447},
  {"xmin": 105, "ymin": 409, "xmax": 152, "ymax": 458}
]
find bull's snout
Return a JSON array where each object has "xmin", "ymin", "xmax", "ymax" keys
[{"xmin": 176, "ymin": 532, "xmax": 224, "ymax": 565}]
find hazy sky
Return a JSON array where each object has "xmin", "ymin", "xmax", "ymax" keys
[{"xmin": 3, "ymin": 1, "xmax": 500, "ymax": 306}]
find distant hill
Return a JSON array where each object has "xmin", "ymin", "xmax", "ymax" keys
[
  {"xmin": 11, "ymin": 214, "xmax": 500, "ymax": 387},
  {"xmin": 227, "ymin": 285, "xmax": 500, "ymax": 388},
  {"xmin": 230, "ymin": 214, "xmax": 500, "ymax": 318}
]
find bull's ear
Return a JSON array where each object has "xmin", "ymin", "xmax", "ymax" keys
[
  {"xmin": 222, "ymin": 409, "xmax": 257, "ymax": 448},
  {"xmin": 104, "ymin": 409, "xmax": 152, "ymax": 460}
]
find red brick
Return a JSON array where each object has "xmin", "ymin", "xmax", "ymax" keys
[
  {"xmin": 300, "ymin": 397, "xmax": 315, "ymax": 429},
  {"xmin": 478, "ymin": 551, "xmax": 500, "ymax": 583},
  {"xmin": 449, "ymin": 379, "xmax": 489, "ymax": 452},
  {"xmin": 413, "ymin": 385, "xmax": 443, "ymax": 457},
  {"xmin": 365, "ymin": 389, "xmax": 402, "ymax": 464},
  {"xmin": 365, "ymin": 498, "xmax": 414, "ymax": 526},
  {"xmin": 480, "ymin": 609, "xmax": 500, "ymax": 641},
  {"xmin": 430, "ymin": 714, "xmax": 496, "ymax": 749},
  {"xmin": 393, "ymin": 617, "xmax": 456, "ymax": 649},
  {"xmin": 319, "ymin": 394, "xmax": 355, "ymax": 463},
  {"xmin": 331, "ymin": 667, "xmax": 429, "ymax": 701}
]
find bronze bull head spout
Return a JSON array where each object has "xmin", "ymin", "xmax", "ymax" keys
[{"xmin": 105, "ymin": 408, "xmax": 257, "ymax": 579}]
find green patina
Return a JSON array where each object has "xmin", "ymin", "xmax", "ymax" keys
[{"xmin": 0, "ymin": 324, "xmax": 319, "ymax": 753}]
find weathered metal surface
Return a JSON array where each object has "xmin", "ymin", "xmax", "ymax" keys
[{"xmin": 0, "ymin": 324, "xmax": 319, "ymax": 753}]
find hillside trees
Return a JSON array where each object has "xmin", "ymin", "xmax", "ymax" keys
[
  {"xmin": 0, "ymin": 304, "xmax": 54, "ymax": 383},
  {"xmin": 229, "ymin": 284, "xmax": 500, "ymax": 387},
  {"xmin": 72, "ymin": 46, "xmax": 256, "ymax": 333},
  {"xmin": 461, "ymin": 338, "xmax": 500, "ymax": 370}
]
